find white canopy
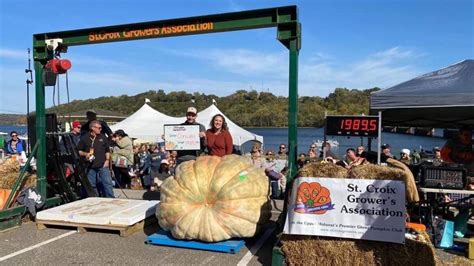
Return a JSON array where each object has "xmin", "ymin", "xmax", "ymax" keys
[
  {"xmin": 110, "ymin": 103, "xmax": 263, "ymax": 146},
  {"xmin": 110, "ymin": 104, "xmax": 181, "ymax": 142}
]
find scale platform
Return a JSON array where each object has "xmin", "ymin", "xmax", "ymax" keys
[
  {"xmin": 36, "ymin": 198, "xmax": 159, "ymax": 236},
  {"xmin": 146, "ymin": 230, "xmax": 245, "ymax": 254}
]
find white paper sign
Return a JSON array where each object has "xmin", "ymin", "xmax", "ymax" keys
[
  {"xmin": 262, "ymin": 159, "xmax": 287, "ymax": 172},
  {"xmin": 284, "ymin": 177, "xmax": 406, "ymax": 244},
  {"xmin": 164, "ymin": 125, "xmax": 200, "ymax": 151}
]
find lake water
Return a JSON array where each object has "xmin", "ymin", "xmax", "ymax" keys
[
  {"xmin": 242, "ymin": 127, "xmax": 447, "ymax": 158},
  {"xmin": 0, "ymin": 125, "xmax": 28, "ymax": 136},
  {"xmin": 1, "ymin": 125, "xmax": 446, "ymax": 158}
]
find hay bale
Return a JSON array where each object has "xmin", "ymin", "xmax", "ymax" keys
[
  {"xmin": 350, "ymin": 162, "xmax": 419, "ymax": 203},
  {"xmin": 386, "ymin": 159, "xmax": 419, "ymax": 203},
  {"xmin": 0, "ymin": 158, "xmax": 37, "ymax": 189},
  {"xmin": 283, "ymin": 161, "xmax": 434, "ymax": 265},
  {"xmin": 298, "ymin": 161, "xmax": 348, "ymax": 179},
  {"xmin": 281, "ymin": 230, "xmax": 439, "ymax": 265},
  {"xmin": 298, "ymin": 161, "xmax": 419, "ymax": 202},
  {"xmin": 350, "ymin": 163, "xmax": 406, "ymax": 181}
]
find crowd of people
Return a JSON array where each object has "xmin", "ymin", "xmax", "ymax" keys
[
  {"xmin": 76, "ymin": 107, "xmax": 236, "ymax": 197},
  {"xmin": 2, "ymin": 107, "xmax": 473, "ymax": 199}
]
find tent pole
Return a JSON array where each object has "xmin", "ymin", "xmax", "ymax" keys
[{"xmin": 377, "ymin": 111, "xmax": 382, "ymax": 164}]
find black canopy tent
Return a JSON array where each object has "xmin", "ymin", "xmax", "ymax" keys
[{"xmin": 370, "ymin": 59, "xmax": 474, "ymax": 128}]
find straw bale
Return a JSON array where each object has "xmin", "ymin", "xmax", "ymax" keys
[
  {"xmin": 298, "ymin": 161, "xmax": 348, "ymax": 179},
  {"xmin": 283, "ymin": 161, "xmax": 434, "ymax": 265},
  {"xmin": 350, "ymin": 163, "xmax": 406, "ymax": 181},
  {"xmin": 350, "ymin": 162, "xmax": 419, "ymax": 203},
  {"xmin": 386, "ymin": 159, "xmax": 419, "ymax": 203},
  {"xmin": 298, "ymin": 161, "xmax": 419, "ymax": 202},
  {"xmin": 0, "ymin": 158, "xmax": 37, "ymax": 189},
  {"xmin": 281, "ymin": 230, "xmax": 439, "ymax": 265}
]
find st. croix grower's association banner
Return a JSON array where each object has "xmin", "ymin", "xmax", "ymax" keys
[{"xmin": 284, "ymin": 177, "xmax": 406, "ymax": 244}]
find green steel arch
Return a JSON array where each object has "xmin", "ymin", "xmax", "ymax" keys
[{"xmin": 1, "ymin": 7, "xmax": 301, "ymax": 245}]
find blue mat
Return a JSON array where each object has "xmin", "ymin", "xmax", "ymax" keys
[{"xmin": 146, "ymin": 230, "xmax": 245, "ymax": 254}]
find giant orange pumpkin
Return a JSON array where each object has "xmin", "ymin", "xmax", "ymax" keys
[{"xmin": 157, "ymin": 155, "xmax": 271, "ymax": 242}]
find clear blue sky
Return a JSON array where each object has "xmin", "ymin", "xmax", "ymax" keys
[{"xmin": 0, "ymin": 0, "xmax": 472, "ymax": 114}]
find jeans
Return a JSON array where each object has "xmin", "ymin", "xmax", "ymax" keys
[
  {"xmin": 270, "ymin": 180, "xmax": 281, "ymax": 199},
  {"xmin": 87, "ymin": 167, "xmax": 115, "ymax": 198}
]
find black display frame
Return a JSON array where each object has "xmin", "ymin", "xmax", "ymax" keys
[{"xmin": 325, "ymin": 115, "xmax": 380, "ymax": 137}]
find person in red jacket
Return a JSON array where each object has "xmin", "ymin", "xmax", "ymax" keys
[
  {"xmin": 441, "ymin": 126, "xmax": 473, "ymax": 179},
  {"xmin": 441, "ymin": 126, "xmax": 473, "ymax": 165},
  {"xmin": 205, "ymin": 114, "xmax": 233, "ymax": 157}
]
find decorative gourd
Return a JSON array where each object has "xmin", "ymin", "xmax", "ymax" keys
[{"xmin": 157, "ymin": 155, "xmax": 271, "ymax": 242}]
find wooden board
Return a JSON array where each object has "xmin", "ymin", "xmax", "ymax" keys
[
  {"xmin": 36, "ymin": 197, "xmax": 159, "ymax": 226},
  {"xmin": 37, "ymin": 216, "xmax": 156, "ymax": 237}
]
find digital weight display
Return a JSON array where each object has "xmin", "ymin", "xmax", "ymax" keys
[{"xmin": 326, "ymin": 116, "xmax": 379, "ymax": 137}]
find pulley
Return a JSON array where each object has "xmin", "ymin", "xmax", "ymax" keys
[
  {"xmin": 43, "ymin": 58, "xmax": 72, "ymax": 86},
  {"xmin": 43, "ymin": 38, "xmax": 71, "ymax": 86}
]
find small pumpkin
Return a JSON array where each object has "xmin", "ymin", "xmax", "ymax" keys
[{"xmin": 157, "ymin": 155, "xmax": 271, "ymax": 242}]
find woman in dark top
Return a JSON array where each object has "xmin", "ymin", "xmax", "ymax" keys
[{"xmin": 205, "ymin": 114, "xmax": 233, "ymax": 157}]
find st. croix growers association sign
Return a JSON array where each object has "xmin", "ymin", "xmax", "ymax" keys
[{"xmin": 284, "ymin": 177, "xmax": 406, "ymax": 244}]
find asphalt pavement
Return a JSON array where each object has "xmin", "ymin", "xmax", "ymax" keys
[
  {"xmin": 1, "ymin": 189, "xmax": 471, "ymax": 265},
  {"xmin": 0, "ymin": 189, "xmax": 284, "ymax": 265}
]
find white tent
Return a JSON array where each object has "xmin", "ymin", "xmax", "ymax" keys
[
  {"xmin": 194, "ymin": 104, "xmax": 264, "ymax": 145},
  {"xmin": 110, "ymin": 104, "xmax": 181, "ymax": 142},
  {"xmin": 110, "ymin": 103, "xmax": 264, "ymax": 146}
]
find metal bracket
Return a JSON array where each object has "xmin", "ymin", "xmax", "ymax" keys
[{"xmin": 45, "ymin": 38, "xmax": 63, "ymax": 51}]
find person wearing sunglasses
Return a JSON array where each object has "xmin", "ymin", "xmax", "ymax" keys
[
  {"xmin": 307, "ymin": 144, "xmax": 318, "ymax": 162},
  {"xmin": 60, "ymin": 120, "xmax": 83, "ymax": 178},
  {"xmin": 78, "ymin": 120, "xmax": 114, "ymax": 198},
  {"xmin": 69, "ymin": 120, "xmax": 82, "ymax": 146},
  {"xmin": 277, "ymin": 144, "xmax": 288, "ymax": 159},
  {"xmin": 5, "ymin": 131, "xmax": 27, "ymax": 155}
]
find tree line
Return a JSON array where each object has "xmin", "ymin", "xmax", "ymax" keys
[{"xmin": 7, "ymin": 87, "xmax": 380, "ymax": 127}]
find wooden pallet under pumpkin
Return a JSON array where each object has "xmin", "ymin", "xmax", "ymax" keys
[
  {"xmin": 36, "ymin": 216, "xmax": 156, "ymax": 237},
  {"xmin": 35, "ymin": 197, "xmax": 159, "ymax": 237}
]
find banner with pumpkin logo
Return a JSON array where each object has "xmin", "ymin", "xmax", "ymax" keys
[{"xmin": 284, "ymin": 177, "xmax": 406, "ymax": 244}]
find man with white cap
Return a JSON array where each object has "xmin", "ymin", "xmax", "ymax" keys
[
  {"xmin": 399, "ymin": 148, "xmax": 411, "ymax": 165},
  {"xmin": 175, "ymin": 107, "xmax": 207, "ymax": 164}
]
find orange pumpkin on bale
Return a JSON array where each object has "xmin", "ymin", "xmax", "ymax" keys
[{"xmin": 157, "ymin": 155, "xmax": 271, "ymax": 242}]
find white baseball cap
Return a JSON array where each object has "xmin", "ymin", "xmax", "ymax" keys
[
  {"xmin": 187, "ymin": 107, "xmax": 197, "ymax": 114},
  {"xmin": 401, "ymin": 148, "xmax": 410, "ymax": 155},
  {"xmin": 160, "ymin": 159, "xmax": 169, "ymax": 165}
]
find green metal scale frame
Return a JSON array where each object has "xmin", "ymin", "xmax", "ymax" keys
[{"xmin": 0, "ymin": 6, "xmax": 301, "ymax": 263}]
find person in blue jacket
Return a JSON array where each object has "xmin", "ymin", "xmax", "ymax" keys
[
  {"xmin": 4, "ymin": 131, "xmax": 26, "ymax": 155},
  {"xmin": 137, "ymin": 144, "xmax": 152, "ymax": 189}
]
